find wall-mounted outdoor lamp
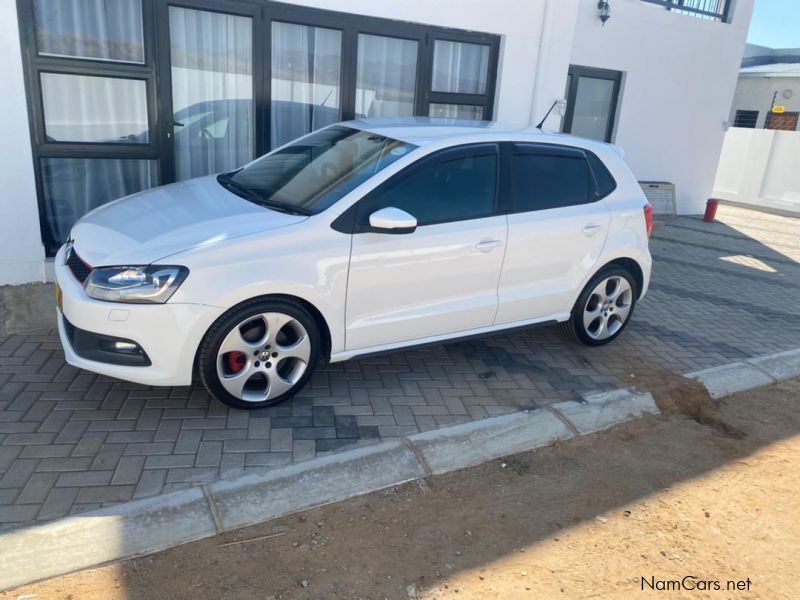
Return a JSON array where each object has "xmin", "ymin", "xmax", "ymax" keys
[{"xmin": 597, "ymin": 0, "xmax": 611, "ymax": 25}]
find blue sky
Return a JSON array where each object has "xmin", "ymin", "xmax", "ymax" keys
[{"xmin": 747, "ymin": 0, "xmax": 800, "ymax": 48}]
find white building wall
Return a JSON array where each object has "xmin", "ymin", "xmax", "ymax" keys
[
  {"xmin": 0, "ymin": 0, "xmax": 46, "ymax": 285},
  {"xmin": 570, "ymin": 0, "xmax": 754, "ymax": 214},
  {"xmin": 730, "ymin": 76, "xmax": 800, "ymax": 129},
  {"xmin": 713, "ymin": 128, "xmax": 800, "ymax": 213}
]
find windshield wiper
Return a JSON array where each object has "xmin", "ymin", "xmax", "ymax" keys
[{"xmin": 217, "ymin": 173, "xmax": 310, "ymax": 216}]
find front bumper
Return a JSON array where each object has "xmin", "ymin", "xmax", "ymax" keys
[{"xmin": 55, "ymin": 245, "xmax": 225, "ymax": 387}]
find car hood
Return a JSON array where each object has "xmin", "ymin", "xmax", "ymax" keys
[{"xmin": 71, "ymin": 175, "xmax": 306, "ymax": 266}]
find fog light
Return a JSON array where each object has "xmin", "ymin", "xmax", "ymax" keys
[{"xmin": 100, "ymin": 340, "xmax": 143, "ymax": 355}]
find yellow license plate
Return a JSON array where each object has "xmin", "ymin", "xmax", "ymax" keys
[{"xmin": 55, "ymin": 282, "xmax": 63, "ymax": 312}]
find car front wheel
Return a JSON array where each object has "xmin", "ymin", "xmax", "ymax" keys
[
  {"xmin": 198, "ymin": 299, "xmax": 321, "ymax": 409},
  {"xmin": 566, "ymin": 266, "xmax": 637, "ymax": 346}
]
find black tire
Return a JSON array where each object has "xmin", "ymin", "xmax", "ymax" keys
[
  {"xmin": 564, "ymin": 266, "xmax": 638, "ymax": 346},
  {"xmin": 198, "ymin": 298, "xmax": 321, "ymax": 410}
]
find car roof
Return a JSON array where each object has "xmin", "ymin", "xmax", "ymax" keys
[{"xmin": 343, "ymin": 117, "xmax": 621, "ymax": 156}]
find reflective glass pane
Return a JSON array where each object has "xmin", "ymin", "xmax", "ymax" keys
[
  {"xmin": 432, "ymin": 40, "xmax": 490, "ymax": 95},
  {"xmin": 570, "ymin": 77, "xmax": 615, "ymax": 142},
  {"xmin": 356, "ymin": 34, "xmax": 418, "ymax": 118},
  {"xmin": 34, "ymin": 0, "xmax": 145, "ymax": 63},
  {"xmin": 40, "ymin": 158, "xmax": 157, "ymax": 252},
  {"xmin": 361, "ymin": 154, "xmax": 497, "ymax": 227},
  {"xmin": 170, "ymin": 7, "xmax": 253, "ymax": 180},
  {"xmin": 41, "ymin": 73, "xmax": 148, "ymax": 143},
  {"xmin": 271, "ymin": 22, "xmax": 342, "ymax": 149},
  {"xmin": 429, "ymin": 103, "xmax": 484, "ymax": 120}
]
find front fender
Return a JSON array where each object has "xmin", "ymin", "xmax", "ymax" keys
[{"xmin": 166, "ymin": 218, "xmax": 351, "ymax": 354}]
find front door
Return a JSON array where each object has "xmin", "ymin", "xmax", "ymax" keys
[
  {"xmin": 345, "ymin": 144, "xmax": 506, "ymax": 350},
  {"xmin": 160, "ymin": 1, "xmax": 258, "ymax": 182}
]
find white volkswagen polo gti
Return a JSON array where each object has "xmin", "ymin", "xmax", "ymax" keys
[{"xmin": 55, "ymin": 119, "xmax": 652, "ymax": 409}]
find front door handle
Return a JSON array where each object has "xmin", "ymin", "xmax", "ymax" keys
[
  {"xmin": 582, "ymin": 223, "xmax": 603, "ymax": 237},
  {"xmin": 476, "ymin": 239, "xmax": 503, "ymax": 252}
]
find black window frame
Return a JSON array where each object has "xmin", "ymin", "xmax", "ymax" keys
[
  {"xmin": 562, "ymin": 65, "xmax": 622, "ymax": 144},
  {"xmin": 506, "ymin": 142, "xmax": 613, "ymax": 215},
  {"xmin": 733, "ymin": 110, "xmax": 759, "ymax": 129},
  {"xmin": 16, "ymin": 0, "xmax": 501, "ymax": 257}
]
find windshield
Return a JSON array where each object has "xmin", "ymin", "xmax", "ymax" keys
[{"xmin": 218, "ymin": 126, "xmax": 417, "ymax": 215}]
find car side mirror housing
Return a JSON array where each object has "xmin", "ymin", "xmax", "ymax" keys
[{"xmin": 368, "ymin": 207, "xmax": 417, "ymax": 234}]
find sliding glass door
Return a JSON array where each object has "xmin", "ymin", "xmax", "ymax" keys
[
  {"xmin": 165, "ymin": 3, "xmax": 256, "ymax": 181},
  {"xmin": 270, "ymin": 21, "xmax": 342, "ymax": 148}
]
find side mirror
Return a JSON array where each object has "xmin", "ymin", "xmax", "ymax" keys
[{"xmin": 368, "ymin": 207, "xmax": 417, "ymax": 234}]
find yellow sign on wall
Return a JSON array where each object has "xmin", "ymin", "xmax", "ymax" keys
[{"xmin": 772, "ymin": 105, "xmax": 786, "ymax": 114}]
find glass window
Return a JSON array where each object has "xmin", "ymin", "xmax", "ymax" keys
[
  {"xmin": 356, "ymin": 34, "xmax": 418, "ymax": 118},
  {"xmin": 733, "ymin": 110, "xmax": 759, "ymax": 128},
  {"xmin": 512, "ymin": 151, "xmax": 592, "ymax": 212},
  {"xmin": 40, "ymin": 73, "xmax": 148, "ymax": 143},
  {"xmin": 429, "ymin": 103, "xmax": 484, "ymax": 120},
  {"xmin": 34, "ymin": 0, "xmax": 145, "ymax": 63},
  {"xmin": 169, "ymin": 6, "xmax": 253, "ymax": 180},
  {"xmin": 222, "ymin": 126, "xmax": 416, "ymax": 214},
  {"xmin": 570, "ymin": 77, "xmax": 616, "ymax": 142},
  {"xmin": 360, "ymin": 152, "xmax": 497, "ymax": 227},
  {"xmin": 432, "ymin": 40, "xmax": 490, "ymax": 95},
  {"xmin": 271, "ymin": 22, "xmax": 342, "ymax": 149},
  {"xmin": 586, "ymin": 152, "xmax": 617, "ymax": 198},
  {"xmin": 40, "ymin": 158, "xmax": 157, "ymax": 252}
]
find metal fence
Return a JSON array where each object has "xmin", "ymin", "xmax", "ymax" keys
[{"xmin": 640, "ymin": 0, "xmax": 731, "ymax": 22}]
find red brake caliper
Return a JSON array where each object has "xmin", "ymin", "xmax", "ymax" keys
[{"xmin": 226, "ymin": 351, "xmax": 246, "ymax": 374}]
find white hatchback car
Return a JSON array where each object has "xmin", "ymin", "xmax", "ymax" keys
[{"xmin": 55, "ymin": 119, "xmax": 652, "ymax": 409}]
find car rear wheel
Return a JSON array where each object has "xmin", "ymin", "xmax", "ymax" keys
[
  {"xmin": 198, "ymin": 299, "xmax": 321, "ymax": 409},
  {"xmin": 565, "ymin": 266, "xmax": 637, "ymax": 346}
]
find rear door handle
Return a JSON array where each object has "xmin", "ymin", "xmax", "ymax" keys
[
  {"xmin": 476, "ymin": 239, "xmax": 503, "ymax": 252},
  {"xmin": 582, "ymin": 224, "xmax": 603, "ymax": 237}
]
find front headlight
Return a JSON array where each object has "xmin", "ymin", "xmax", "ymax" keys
[{"xmin": 84, "ymin": 265, "xmax": 189, "ymax": 304}]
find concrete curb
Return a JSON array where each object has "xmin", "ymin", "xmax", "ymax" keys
[
  {"xmin": 0, "ymin": 385, "xmax": 660, "ymax": 591},
  {"xmin": 686, "ymin": 347, "xmax": 800, "ymax": 399},
  {"xmin": 0, "ymin": 487, "xmax": 215, "ymax": 591}
]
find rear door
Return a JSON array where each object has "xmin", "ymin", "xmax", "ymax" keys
[{"xmin": 495, "ymin": 143, "xmax": 611, "ymax": 324}]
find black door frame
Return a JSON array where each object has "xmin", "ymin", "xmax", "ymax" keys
[{"xmin": 562, "ymin": 65, "xmax": 622, "ymax": 143}]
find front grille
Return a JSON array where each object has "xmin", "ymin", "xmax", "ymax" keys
[{"xmin": 66, "ymin": 248, "xmax": 92, "ymax": 283}]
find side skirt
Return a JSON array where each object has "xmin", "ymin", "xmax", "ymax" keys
[{"xmin": 330, "ymin": 315, "xmax": 567, "ymax": 363}]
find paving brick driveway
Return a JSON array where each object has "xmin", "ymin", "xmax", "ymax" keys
[{"xmin": 1, "ymin": 204, "xmax": 798, "ymax": 529}]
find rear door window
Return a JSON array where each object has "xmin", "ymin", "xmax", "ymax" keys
[{"xmin": 510, "ymin": 144, "xmax": 593, "ymax": 212}]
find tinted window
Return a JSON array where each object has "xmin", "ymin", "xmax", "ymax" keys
[
  {"xmin": 223, "ymin": 126, "xmax": 416, "ymax": 214},
  {"xmin": 359, "ymin": 151, "xmax": 497, "ymax": 227},
  {"xmin": 586, "ymin": 152, "xmax": 617, "ymax": 198},
  {"xmin": 512, "ymin": 150, "xmax": 592, "ymax": 212}
]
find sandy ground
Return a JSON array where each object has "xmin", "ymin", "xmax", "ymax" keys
[{"xmin": 5, "ymin": 376, "xmax": 799, "ymax": 600}]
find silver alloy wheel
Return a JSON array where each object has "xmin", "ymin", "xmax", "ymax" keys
[
  {"xmin": 583, "ymin": 276, "xmax": 634, "ymax": 341},
  {"xmin": 216, "ymin": 312, "xmax": 311, "ymax": 403}
]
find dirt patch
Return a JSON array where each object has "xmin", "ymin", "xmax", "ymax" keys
[
  {"xmin": 6, "ymin": 379, "xmax": 800, "ymax": 600},
  {"xmin": 625, "ymin": 365, "xmax": 747, "ymax": 439}
]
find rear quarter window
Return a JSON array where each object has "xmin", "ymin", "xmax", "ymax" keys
[{"xmin": 586, "ymin": 151, "xmax": 617, "ymax": 198}]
